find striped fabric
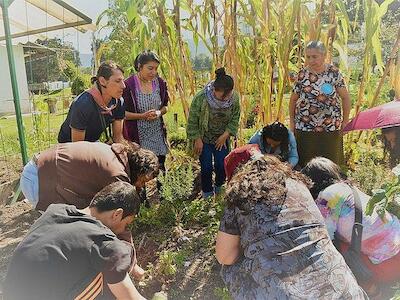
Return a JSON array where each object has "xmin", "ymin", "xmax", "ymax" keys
[{"xmin": 74, "ymin": 273, "xmax": 103, "ymax": 300}]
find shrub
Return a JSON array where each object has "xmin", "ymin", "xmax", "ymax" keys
[{"xmin": 71, "ymin": 74, "xmax": 90, "ymax": 96}]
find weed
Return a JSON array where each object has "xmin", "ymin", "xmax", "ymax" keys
[
  {"xmin": 157, "ymin": 250, "xmax": 177, "ymax": 277},
  {"xmin": 214, "ymin": 287, "xmax": 232, "ymax": 300}
]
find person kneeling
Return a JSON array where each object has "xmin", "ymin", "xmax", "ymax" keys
[
  {"xmin": 4, "ymin": 182, "xmax": 146, "ymax": 300},
  {"xmin": 216, "ymin": 154, "xmax": 365, "ymax": 299}
]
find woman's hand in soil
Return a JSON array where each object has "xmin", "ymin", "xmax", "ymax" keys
[{"xmin": 194, "ymin": 138, "xmax": 203, "ymax": 155}]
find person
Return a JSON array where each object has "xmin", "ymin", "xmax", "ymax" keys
[
  {"xmin": 187, "ymin": 67, "xmax": 240, "ymax": 198},
  {"xmin": 248, "ymin": 121, "xmax": 299, "ymax": 167},
  {"xmin": 289, "ymin": 41, "xmax": 351, "ymax": 167},
  {"xmin": 302, "ymin": 157, "xmax": 400, "ymax": 290},
  {"xmin": 58, "ymin": 61, "xmax": 126, "ymax": 143},
  {"xmin": 4, "ymin": 182, "xmax": 146, "ymax": 300},
  {"xmin": 382, "ymin": 126, "xmax": 400, "ymax": 167},
  {"xmin": 123, "ymin": 50, "xmax": 169, "ymax": 177},
  {"xmin": 19, "ymin": 141, "xmax": 159, "ymax": 211},
  {"xmin": 216, "ymin": 155, "xmax": 365, "ymax": 299}
]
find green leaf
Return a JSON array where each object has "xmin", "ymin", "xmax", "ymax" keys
[{"xmin": 366, "ymin": 189, "xmax": 386, "ymax": 215}]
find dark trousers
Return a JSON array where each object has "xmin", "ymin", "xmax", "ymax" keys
[
  {"xmin": 295, "ymin": 130, "xmax": 343, "ymax": 167},
  {"xmin": 199, "ymin": 142, "xmax": 229, "ymax": 197}
]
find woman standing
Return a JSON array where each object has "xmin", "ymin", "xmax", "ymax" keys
[
  {"xmin": 58, "ymin": 61, "xmax": 125, "ymax": 143},
  {"xmin": 122, "ymin": 50, "xmax": 169, "ymax": 177},
  {"xmin": 289, "ymin": 41, "xmax": 351, "ymax": 167},
  {"xmin": 187, "ymin": 68, "xmax": 240, "ymax": 198}
]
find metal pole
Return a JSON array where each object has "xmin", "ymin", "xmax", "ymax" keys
[{"xmin": 2, "ymin": 0, "xmax": 29, "ymax": 165}]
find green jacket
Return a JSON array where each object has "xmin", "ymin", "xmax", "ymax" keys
[{"xmin": 186, "ymin": 89, "xmax": 240, "ymax": 155}]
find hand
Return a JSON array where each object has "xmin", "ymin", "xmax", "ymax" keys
[
  {"xmin": 142, "ymin": 110, "xmax": 157, "ymax": 121},
  {"xmin": 194, "ymin": 138, "xmax": 203, "ymax": 156},
  {"xmin": 215, "ymin": 132, "xmax": 230, "ymax": 151},
  {"xmin": 341, "ymin": 119, "xmax": 349, "ymax": 131}
]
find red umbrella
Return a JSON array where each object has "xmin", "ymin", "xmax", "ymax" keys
[{"xmin": 343, "ymin": 99, "xmax": 400, "ymax": 132}]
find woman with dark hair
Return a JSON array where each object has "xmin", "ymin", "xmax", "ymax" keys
[
  {"xmin": 248, "ymin": 121, "xmax": 299, "ymax": 167},
  {"xmin": 382, "ymin": 126, "xmax": 400, "ymax": 167},
  {"xmin": 122, "ymin": 50, "xmax": 169, "ymax": 174},
  {"xmin": 216, "ymin": 155, "xmax": 365, "ymax": 299},
  {"xmin": 58, "ymin": 61, "xmax": 126, "ymax": 143},
  {"xmin": 289, "ymin": 41, "xmax": 351, "ymax": 167},
  {"xmin": 187, "ymin": 68, "xmax": 240, "ymax": 198},
  {"xmin": 302, "ymin": 157, "xmax": 400, "ymax": 293}
]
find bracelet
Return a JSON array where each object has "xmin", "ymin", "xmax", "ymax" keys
[{"xmin": 156, "ymin": 110, "xmax": 161, "ymax": 117}]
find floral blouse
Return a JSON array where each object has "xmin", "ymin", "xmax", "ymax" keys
[{"xmin": 293, "ymin": 64, "xmax": 346, "ymax": 132}]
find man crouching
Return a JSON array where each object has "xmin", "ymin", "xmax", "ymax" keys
[{"xmin": 3, "ymin": 181, "xmax": 145, "ymax": 300}]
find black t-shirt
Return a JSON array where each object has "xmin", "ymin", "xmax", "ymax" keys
[
  {"xmin": 4, "ymin": 204, "xmax": 132, "ymax": 300},
  {"xmin": 58, "ymin": 92, "xmax": 125, "ymax": 143}
]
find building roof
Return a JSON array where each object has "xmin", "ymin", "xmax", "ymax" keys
[{"xmin": 0, "ymin": 0, "xmax": 95, "ymax": 42}]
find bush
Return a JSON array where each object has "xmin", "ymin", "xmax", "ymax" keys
[{"xmin": 71, "ymin": 74, "xmax": 90, "ymax": 96}]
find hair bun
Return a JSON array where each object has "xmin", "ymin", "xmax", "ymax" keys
[{"xmin": 215, "ymin": 67, "xmax": 226, "ymax": 78}]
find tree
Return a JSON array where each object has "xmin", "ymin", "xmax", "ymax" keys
[{"xmin": 24, "ymin": 37, "xmax": 80, "ymax": 83}]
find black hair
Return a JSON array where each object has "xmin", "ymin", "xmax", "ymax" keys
[
  {"xmin": 382, "ymin": 126, "xmax": 400, "ymax": 167},
  {"xmin": 262, "ymin": 122, "xmax": 289, "ymax": 162},
  {"xmin": 89, "ymin": 182, "xmax": 140, "ymax": 218},
  {"xmin": 121, "ymin": 141, "xmax": 160, "ymax": 184},
  {"xmin": 306, "ymin": 40, "xmax": 327, "ymax": 55},
  {"xmin": 301, "ymin": 157, "xmax": 345, "ymax": 199},
  {"xmin": 90, "ymin": 60, "xmax": 124, "ymax": 84},
  {"xmin": 214, "ymin": 67, "xmax": 234, "ymax": 98},
  {"xmin": 134, "ymin": 50, "xmax": 160, "ymax": 72}
]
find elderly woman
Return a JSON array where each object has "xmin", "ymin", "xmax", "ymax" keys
[
  {"xmin": 302, "ymin": 157, "xmax": 400, "ymax": 293},
  {"xmin": 248, "ymin": 121, "xmax": 298, "ymax": 167},
  {"xmin": 216, "ymin": 155, "xmax": 365, "ymax": 299},
  {"xmin": 58, "ymin": 61, "xmax": 126, "ymax": 143},
  {"xmin": 19, "ymin": 141, "xmax": 159, "ymax": 211},
  {"xmin": 289, "ymin": 41, "xmax": 351, "ymax": 167},
  {"xmin": 187, "ymin": 68, "xmax": 240, "ymax": 198}
]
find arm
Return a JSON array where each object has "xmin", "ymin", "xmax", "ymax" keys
[
  {"xmin": 186, "ymin": 94, "xmax": 202, "ymax": 141},
  {"xmin": 289, "ymin": 93, "xmax": 299, "ymax": 133},
  {"xmin": 107, "ymin": 273, "xmax": 146, "ymax": 300},
  {"xmin": 71, "ymin": 127, "xmax": 85, "ymax": 142},
  {"xmin": 287, "ymin": 131, "xmax": 299, "ymax": 167},
  {"xmin": 337, "ymin": 87, "xmax": 351, "ymax": 130},
  {"xmin": 225, "ymin": 94, "xmax": 241, "ymax": 137},
  {"xmin": 112, "ymin": 119, "xmax": 125, "ymax": 143},
  {"xmin": 216, "ymin": 231, "xmax": 241, "ymax": 265}
]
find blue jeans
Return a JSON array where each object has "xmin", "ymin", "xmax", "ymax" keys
[
  {"xmin": 20, "ymin": 160, "xmax": 39, "ymax": 207},
  {"xmin": 199, "ymin": 142, "xmax": 229, "ymax": 198}
]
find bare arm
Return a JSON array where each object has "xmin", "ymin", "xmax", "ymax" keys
[
  {"xmin": 289, "ymin": 93, "xmax": 299, "ymax": 133},
  {"xmin": 71, "ymin": 127, "xmax": 85, "ymax": 142},
  {"xmin": 337, "ymin": 87, "xmax": 351, "ymax": 129},
  {"xmin": 215, "ymin": 231, "xmax": 241, "ymax": 265},
  {"xmin": 107, "ymin": 273, "xmax": 146, "ymax": 300},
  {"xmin": 112, "ymin": 119, "xmax": 125, "ymax": 143}
]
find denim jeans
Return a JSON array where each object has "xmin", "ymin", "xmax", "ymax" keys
[
  {"xmin": 20, "ymin": 159, "xmax": 39, "ymax": 207},
  {"xmin": 199, "ymin": 142, "xmax": 229, "ymax": 198}
]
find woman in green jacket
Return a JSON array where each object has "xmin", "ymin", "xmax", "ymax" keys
[{"xmin": 187, "ymin": 68, "xmax": 240, "ymax": 198}]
